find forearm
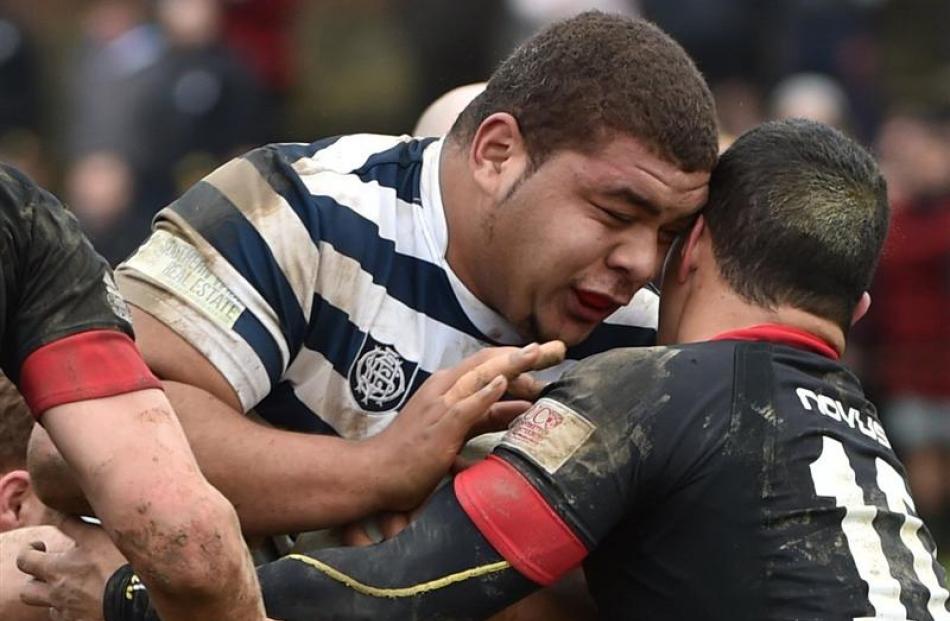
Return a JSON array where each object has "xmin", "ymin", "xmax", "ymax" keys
[
  {"xmin": 164, "ymin": 381, "xmax": 390, "ymax": 535},
  {"xmin": 42, "ymin": 389, "xmax": 265, "ymax": 621},
  {"xmin": 31, "ymin": 380, "xmax": 396, "ymax": 536},
  {"xmin": 106, "ymin": 484, "xmax": 538, "ymax": 621}
]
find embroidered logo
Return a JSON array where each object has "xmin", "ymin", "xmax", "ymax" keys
[{"xmin": 348, "ymin": 333, "xmax": 419, "ymax": 412}]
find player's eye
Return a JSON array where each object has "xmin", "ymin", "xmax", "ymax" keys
[{"xmin": 595, "ymin": 204, "xmax": 634, "ymax": 224}]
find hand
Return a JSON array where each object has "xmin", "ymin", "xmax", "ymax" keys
[
  {"xmin": 17, "ymin": 518, "xmax": 126, "ymax": 621},
  {"xmin": 341, "ymin": 511, "xmax": 414, "ymax": 547},
  {"xmin": 369, "ymin": 341, "xmax": 565, "ymax": 511}
]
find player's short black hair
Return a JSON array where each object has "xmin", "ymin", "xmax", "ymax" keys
[
  {"xmin": 704, "ymin": 118, "xmax": 890, "ymax": 331},
  {"xmin": 0, "ymin": 374, "xmax": 32, "ymax": 472},
  {"xmin": 449, "ymin": 11, "xmax": 718, "ymax": 173}
]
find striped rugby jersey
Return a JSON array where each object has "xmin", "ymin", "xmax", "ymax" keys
[{"xmin": 116, "ymin": 134, "xmax": 659, "ymax": 439}]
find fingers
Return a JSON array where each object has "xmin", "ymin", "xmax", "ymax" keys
[
  {"xmin": 446, "ymin": 341, "xmax": 563, "ymax": 404},
  {"xmin": 19, "ymin": 579, "xmax": 52, "ymax": 607},
  {"xmin": 443, "ymin": 374, "xmax": 508, "ymax": 434},
  {"xmin": 532, "ymin": 340, "xmax": 567, "ymax": 371},
  {"xmin": 506, "ymin": 373, "xmax": 548, "ymax": 401},
  {"xmin": 467, "ymin": 400, "xmax": 532, "ymax": 437},
  {"xmin": 340, "ymin": 523, "xmax": 374, "ymax": 548},
  {"xmin": 17, "ymin": 542, "xmax": 51, "ymax": 582},
  {"xmin": 377, "ymin": 512, "xmax": 410, "ymax": 540}
]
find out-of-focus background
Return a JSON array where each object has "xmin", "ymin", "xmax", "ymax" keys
[{"xmin": 0, "ymin": 0, "xmax": 947, "ymax": 555}]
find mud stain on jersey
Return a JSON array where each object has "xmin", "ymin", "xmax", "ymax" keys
[{"xmin": 550, "ymin": 347, "xmax": 680, "ymax": 497}]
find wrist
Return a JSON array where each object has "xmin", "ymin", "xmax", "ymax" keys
[
  {"xmin": 358, "ymin": 435, "xmax": 407, "ymax": 511},
  {"xmin": 103, "ymin": 564, "xmax": 159, "ymax": 621}
]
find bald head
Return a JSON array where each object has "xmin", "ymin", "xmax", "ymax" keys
[{"xmin": 413, "ymin": 83, "xmax": 487, "ymax": 137}]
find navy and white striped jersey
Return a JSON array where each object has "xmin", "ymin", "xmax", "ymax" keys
[{"xmin": 116, "ymin": 135, "xmax": 658, "ymax": 439}]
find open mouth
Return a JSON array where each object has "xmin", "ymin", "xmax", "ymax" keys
[{"xmin": 570, "ymin": 288, "xmax": 621, "ymax": 321}]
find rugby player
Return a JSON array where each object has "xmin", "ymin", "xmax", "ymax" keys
[
  {"xmin": 107, "ymin": 120, "xmax": 949, "ymax": 620},
  {"xmin": 0, "ymin": 165, "xmax": 268, "ymax": 620},
  {"xmin": 30, "ymin": 11, "xmax": 717, "ymax": 538}
]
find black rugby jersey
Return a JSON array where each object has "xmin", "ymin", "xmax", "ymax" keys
[
  {"xmin": 491, "ymin": 326, "xmax": 949, "ymax": 620},
  {"xmin": 104, "ymin": 325, "xmax": 950, "ymax": 621},
  {"xmin": 0, "ymin": 164, "xmax": 133, "ymax": 382}
]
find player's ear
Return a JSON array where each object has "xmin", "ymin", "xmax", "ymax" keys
[
  {"xmin": 675, "ymin": 215, "xmax": 706, "ymax": 283},
  {"xmin": 850, "ymin": 292, "xmax": 871, "ymax": 327},
  {"xmin": 468, "ymin": 113, "xmax": 530, "ymax": 201},
  {"xmin": 0, "ymin": 469, "xmax": 31, "ymax": 531}
]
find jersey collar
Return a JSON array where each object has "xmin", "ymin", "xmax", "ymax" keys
[
  {"xmin": 419, "ymin": 139, "xmax": 525, "ymax": 345},
  {"xmin": 711, "ymin": 324, "xmax": 840, "ymax": 360}
]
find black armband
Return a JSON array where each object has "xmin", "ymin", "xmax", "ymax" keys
[{"xmin": 102, "ymin": 564, "xmax": 160, "ymax": 621}]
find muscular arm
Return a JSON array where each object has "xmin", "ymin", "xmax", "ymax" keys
[
  {"xmin": 41, "ymin": 389, "xmax": 265, "ymax": 621},
  {"xmin": 106, "ymin": 484, "xmax": 541, "ymax": 621},
  {"xmin": 109, "ymin": 350, "xmax": 661, "ymax": 619},
  {"xmin": 30, "ymin": 308, "xmax": 565, "ymax": 536}
]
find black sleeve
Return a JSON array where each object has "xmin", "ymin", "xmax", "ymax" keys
[
  {"xmin": 488, "ymin": 347, "xmax": 686, "ymax": 547},
  {"xmin": 0, "ymin": 165, "xmax": 133, "ymax": 381},
  {"xmin": 104, "ymin": 485, "xmax": 537, "ymax": 621}
]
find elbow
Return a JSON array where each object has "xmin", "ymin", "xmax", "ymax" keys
[{"xmin": 107, "ymin": 482, "xmax": 251, "ymax": 598}]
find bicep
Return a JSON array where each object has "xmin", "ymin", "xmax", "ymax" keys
[{"xmin": 130, "ymin": 305, "xmax": 242, "ymax": 411}]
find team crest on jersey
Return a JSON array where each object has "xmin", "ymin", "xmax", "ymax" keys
[{"xmin": 348, "ymin": 333, "xmax": 419, "ymax": 412}]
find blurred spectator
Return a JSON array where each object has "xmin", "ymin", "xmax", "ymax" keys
[
  {"xmin": 862, "ymin": 112, "xmax": 950, "ymax": 552},
  {"xmin": 63, "ymin": 0, "xmax": 165, "ymax": 263},
  {"xmin": 0, "ymin": 12, "xmax": 48, "ymax": 186},
  {"xmin": 145, "ymin": 0, "xmax": 267, "ymax": 181},
  {"xmin": 770, "ymin": 72, "xmax": 852, "ymax": 132},
  {"xmin": 401, "ymin": 0, "xmax": 507, "ymax": 125},
  {"xmin": 712, "ymin": 78, "xmax": 765, "ymax": 151},
  {"xmin": 221, "ymin": 0, "xmax": 299, "ymax": 140},
  {"xmin": 63, "ymin": 0, "xmax": 267, "ymax": 264}
]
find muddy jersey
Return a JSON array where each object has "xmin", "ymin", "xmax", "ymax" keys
[
  {"xmin": 460, "ymin": 327, "xmax": 949, "ymax": 620},
  {"xmin": 0, "ymin": 164, "xmax": 133, "ymax": 381},
  {"xmin": 104, "ymin": 326, "xmax": 950, "ymax": 621},
  {"xmin": 116, "ymin": 134, "xmax": 658, "ymax": 439}
]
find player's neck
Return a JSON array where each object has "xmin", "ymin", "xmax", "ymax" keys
[
  {"xmin": 674, "ymin": 287, "xmax": 846, "ymax": 356},
  {"xmin": 440, "ymin": 141, "xmax": 492, "ymax": 302}
]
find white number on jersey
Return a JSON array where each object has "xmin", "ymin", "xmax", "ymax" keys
[{"xmin": 810, "ymin": 435, "xmax": 949, "ymax": 621}]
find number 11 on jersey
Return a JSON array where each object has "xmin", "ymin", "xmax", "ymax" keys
[{"xmin": 810, "ymin": 435, "xmax": 949, "ymax": 620}]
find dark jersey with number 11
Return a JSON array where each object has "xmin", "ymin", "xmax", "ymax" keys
[
  {"xmin": 457, "ymin": 325, "xmax": 950, "ymax": 620},
  {"xmin": 110, "ymin": 325, "xmax": 950, "ymax": 621}
]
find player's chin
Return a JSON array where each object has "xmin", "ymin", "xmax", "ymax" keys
[{"xmin": 539, "ymin": 313, "xmax": 599, "ymax": 347}]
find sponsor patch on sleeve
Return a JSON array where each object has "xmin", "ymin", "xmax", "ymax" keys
[
  {"xmin": 123, "ymin": 230, "xmax": 245, "ymax": 329},
  {"xmin": 500, "ymin": 398, "xmax": 596, "ymax": 475}
]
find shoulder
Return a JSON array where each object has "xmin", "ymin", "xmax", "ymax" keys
[
  {"xmin": 550, "ymin": 342, "xmax": 738, "ymax": 426},
  {"xmin": 264, "ymin": 134, "xmax": 422, "ymax": 178}
]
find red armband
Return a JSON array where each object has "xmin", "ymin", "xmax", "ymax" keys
[
  {"xmin": 19, "ymin": 330, "xmax": 162, "ymax": 417},
  {"xmin": 454, "ymin": 455, "xmax": 588, "ymax": 586}
]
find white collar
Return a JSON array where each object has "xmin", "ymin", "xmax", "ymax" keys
[{"xmin": 419, "ymin": 139, "xmax": 525, "ymax": 345}]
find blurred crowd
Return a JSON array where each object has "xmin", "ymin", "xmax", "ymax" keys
[{"xmin": 0, "ymin": 0, "xmax": 947, "ymax": 548}]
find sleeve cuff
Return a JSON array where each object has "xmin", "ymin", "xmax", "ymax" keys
[
  {"xmin": 19, "ymin": 330, "xmax": 162, "ymax": 417},
  {"xmin": 454, "ymin": 455, "xmax": 588, "ymax": 586}
]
